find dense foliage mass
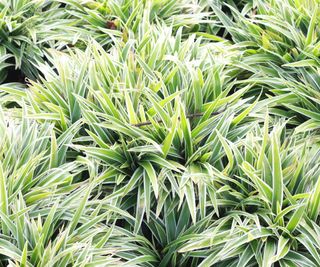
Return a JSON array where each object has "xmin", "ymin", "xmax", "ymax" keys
[{"xmin": 0, "ymin": 0, "xmax": 320, "ymax": 266}]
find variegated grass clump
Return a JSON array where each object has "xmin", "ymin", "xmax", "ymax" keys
[{"xmin": 0, "ymin": 0, "xmax": 320, "ymax": 266}]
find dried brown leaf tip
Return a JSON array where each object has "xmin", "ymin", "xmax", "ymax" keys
[{"xmin": 106, "ymin": 20, "xmax": 117, "ymax": 30}]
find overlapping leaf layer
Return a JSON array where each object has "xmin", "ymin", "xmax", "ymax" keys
[{"xmin": 0, "ymin": 0, "xmax": 320, "ymax": 266}]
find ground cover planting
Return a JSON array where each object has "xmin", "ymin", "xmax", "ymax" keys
[{"xmin": 0, "ymin": 0, "xmax": 320, "ymax": 266}]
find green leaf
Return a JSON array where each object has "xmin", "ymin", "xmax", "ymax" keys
[
  {"xmin": 140, "ymin": 161, "xmax": 159, "ymax": 199},
  {"xmin": 271, "ymin": 132, "xmax": 283, "ymax": 214},
  {"xmin": 308, "ymin": 176, "xmax": 320, "ymax": 220}
]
